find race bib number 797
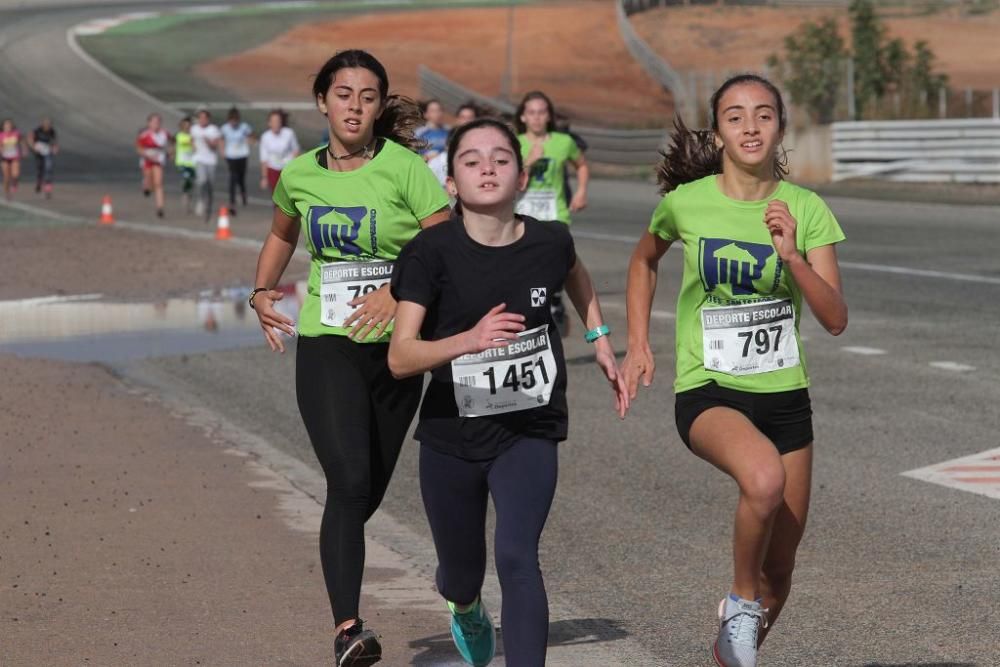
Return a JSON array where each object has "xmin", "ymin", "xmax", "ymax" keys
[
  {"xmin": 320, "ymin": 260, "xmax": 393, "ymax": 327},
  {"xmin": 701, "ymin": 299, "xmax": 800, "ymax": 376}
]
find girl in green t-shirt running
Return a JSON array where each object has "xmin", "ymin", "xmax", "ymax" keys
[
  {"xmin": 250, "ymin": 49, "xmax": 450, "ymax": 667},
  {"xmin": 624, "ymin": 74, "xmax": 848, "ymax": 667},
  {"xmin": 515, "ymin": 91, "xmax": 590, "ymax": 338},
  {"xmin": 514, "ymin": 91, "xmax": 589, "ymax": 225}
]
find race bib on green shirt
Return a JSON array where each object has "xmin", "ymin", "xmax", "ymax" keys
[
  {"xmin": 320, "ymin": 260, "xmax": 394, "ymax": 328},
  {"xmin": 701, "ymin": 298, "xmax": 800, "ymax": 376}
]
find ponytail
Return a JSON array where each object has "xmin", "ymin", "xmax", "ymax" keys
[
  {"xmin": 656, "ymin": 116, "xmax": 722, "ymax": 195},
  {"xmin": 374, "ymin": 94, "xmax": 426, "ymax": 153}
]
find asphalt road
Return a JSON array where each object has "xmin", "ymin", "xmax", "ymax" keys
[{"xmin": 3, "ymin": 2, "xmax": 998, "ymax": 665}]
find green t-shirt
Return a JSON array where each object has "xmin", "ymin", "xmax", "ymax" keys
[
  {"xmin": 273, "ymin": 140, "xmax": 450, "ymax": 341},
  {"xmin": 649, "ymin": 175, "xmax": 846, "ymax": 394},
  {"xmin": 175, "ymin": 131, "xmax": 194, "ymax": 168},
  {"xmin": 517, "ymin": 132, "xmax": 580, "ymax": 224}
]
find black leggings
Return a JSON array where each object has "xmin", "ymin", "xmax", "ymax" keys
[
  {"xmin": 296, "ymin": 335, "xmax": 423, "ymax": 625},
  {"xmin": 420, "ymin": 438, "xmax": 558, "ymax": 667},
  {"xmin": 226, "ymin": 157, "xmax": 247, "ymax": 207}
]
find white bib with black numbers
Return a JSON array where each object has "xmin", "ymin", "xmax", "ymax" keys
[
  {"xmin": 319, "ymin": 260, "xmax": 393, "ymax": 327},
  {"xmin": 515, "ymin": 190, "xmax": 558, "ymax": 221},
  {"xmin": 701, "ymin": 298, "xmax": 800, "ymax": 376},
  {"xmin": 452, "ymin": 324, "xmax": 558, "ymax": 417}
]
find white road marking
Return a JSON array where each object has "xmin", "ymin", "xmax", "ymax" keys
[
  {"xmin": 259, "ymin": 0, "xmax": 318, "ymax": 7},
  {"xmin": 0, "ymin": 293, "xmax": 103, "ymax": 307},
  {"xmin": 176, "ymin": 4, "xmax": 234, "ymax": 14},
  {"xmin": 572, "ymin": 231, "xmax": 1000, "ymax": 286},
  {"xmin": 902, "ymin": 446, "xmax": 1000, "ymax": 501},
  {"xmin": 838, "ymin": 260, "xmax": 1000, "ymax": 286},
  {"xmin": 929, "ymin": 361, "xmax": 976, "ymax": 372},
  {"xmin": 65, "ymin": 24, "xmax": 182, "ymax": 119},
  {"xmin": 600, "ymin": 300, "xmax": 674, "ymax": 320},
  {"xmin": 841, "ymin": 346, "xmax": 887, "ymax": 355}
]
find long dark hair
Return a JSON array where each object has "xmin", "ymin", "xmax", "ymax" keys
[
  {"xmin": 514, "ymin": 91, "xmax": 557, "ymax": 135},
  {"xmin": 657, "ymin": 74, "xmax": 788, "ymax": 194},
  {"xmin": 312, "ymin": 49, "xmax": 424, "ymax": 152},
  {"xmin": 446, "ymin": 118, "xmax": 524, "ymax": 215}
]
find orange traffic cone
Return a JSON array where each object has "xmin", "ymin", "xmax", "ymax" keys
[
  {"xmin": 215, "ymin": 206, "xmax": 231, "ymax": 240},
  {"xmin": 99, "ymin": 195, "xmax": 114, "ymax": 225}
]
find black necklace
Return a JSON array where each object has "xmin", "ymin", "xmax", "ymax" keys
[{"xmin": 327, "ymin": 140, "xmax": 374, "ymax": 161}]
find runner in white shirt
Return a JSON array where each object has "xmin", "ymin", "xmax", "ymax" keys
[
  {"xmin": 190, "ymin": 109, "xmax": 222, "ymax": 222},
  {"xmin": 258, "ymin": 109, "xmax": 300, "ymax": 195},
  {"xmin": 220, "ymin": 107, "xmax": 254, "ymax": 216}
]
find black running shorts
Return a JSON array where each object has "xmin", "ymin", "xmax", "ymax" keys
[{"xmin": 674, "ymin": 381, "xmax": 813, "ymax": 455}]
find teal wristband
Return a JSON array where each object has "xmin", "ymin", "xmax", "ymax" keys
[{"xmin": 584, "ymin": 324, "xmax": 610, "ymax": 343}]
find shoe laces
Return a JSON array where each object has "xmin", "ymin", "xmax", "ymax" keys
[
  {"xmin": 722, "ymin": 605, "xmax": 769, "ymax": 647},
  {"xmin": 455, "ymin": 606, "xmax": 488, "ymax": 638}
]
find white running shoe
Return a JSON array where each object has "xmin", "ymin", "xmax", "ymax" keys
[{"xmin": 713, "ymin": 594, "xmax": 769, "ymax": 667}]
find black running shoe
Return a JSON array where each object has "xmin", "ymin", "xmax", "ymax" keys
[{"xmin": 334, "ymin": 620, "xmax": 382, "ymax": 666}]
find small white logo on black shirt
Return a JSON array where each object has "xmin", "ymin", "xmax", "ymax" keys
[{"xmin": 530, "ymin": 287, "xmax": 547, "ymax": 307}]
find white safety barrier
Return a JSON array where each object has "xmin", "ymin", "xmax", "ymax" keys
[{"xmin": 832, "ymin": 118, "xmax": 1000, "ymax": 183}]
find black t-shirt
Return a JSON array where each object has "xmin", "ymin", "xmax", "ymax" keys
[
  {"xmin": 33, "ymin": 127, "xmax": 56, "ymax": 146},
  {"xmin": 391, "ymin": 215, "xmax": 576, "ymax": 460}
]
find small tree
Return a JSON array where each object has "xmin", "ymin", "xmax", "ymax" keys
[
  {"xmin": 767, "ymin": 18, "xmax": 846, "ymax": 124},
  {"xmin": 908, "ymin": 40, "xmax": 949, "ymax": 113},
  {"xmin": 850, "ymin": 0, "xmax": 886, "ymax": 117},
  {"xmin": 770, "ymin": 0, "xmax": 951, "ymax": 122}
]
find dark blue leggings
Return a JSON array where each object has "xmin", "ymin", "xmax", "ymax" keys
[{"xmin": 419, "ymin": 438, "xmax": 558, "ymax": 667}]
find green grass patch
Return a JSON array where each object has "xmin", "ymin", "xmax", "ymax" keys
[
  {"xmin": 100, "ymin": 0, "xmax": 527, "ymax": 36},
  {"xmin": 78, "ymin": 0, "xmax": 530, "ymax": 146}
]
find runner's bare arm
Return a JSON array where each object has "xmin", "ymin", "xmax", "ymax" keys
[
  {"xmin": 568, "ymin": 153, "xmax": 589, "ymax": 212},
  {"xmin": 788, "ymin": 244, "xmax": 847, "ymax": 335},
  {"xmin": 252, "ymin": 208, "xmax": 301, "ymax": 353},
  {"xmin": 420, "ymin": 207, "xmax": 452, "ymax": 228},
  {"xmin": 388, "ymin": 301, "xmax": 526, "ymax": 379},
  {"xmin": 564, "ymin": 258, "xmax": 629, "ymax": 418},
  {"xmin": 764, "ymin": 201, "xmax": 847, "ymax": 336},
  {"xmin": 623, "ymin": 231, "xmax": 671, "ymax": 397}
]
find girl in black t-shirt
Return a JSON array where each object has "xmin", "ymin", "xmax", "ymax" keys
[{"xmin": 389, "ymin": 118, "xmax": 628, "ymax": 667}]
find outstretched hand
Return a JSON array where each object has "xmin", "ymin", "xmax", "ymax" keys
[
  {"xmin": 621, "ymin": 343, "xmax": 655, "ymax": 401},
  {"xmin": 253, "ymin": 290, "xmax": 296, "ymax": 353},
  {"xmin": 594, "ymin": 338, "xmax": 629, "ymax": 418}
]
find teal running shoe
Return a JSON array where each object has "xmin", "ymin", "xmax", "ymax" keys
[{"xmin": 448, "ymin": 598, "xmax": 496, "ymax": 666}]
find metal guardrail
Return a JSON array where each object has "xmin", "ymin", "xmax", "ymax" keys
[
  {"xmin": 418, "ymin": 66, "xmax": 667, "ymax": 166},
  {"xmin": 832, "ymin": 118, "xmax": 1000, "ymax": 182},
  {"xmin": 616, "ymin": 0, "xmax": 690, "ymax": 121}
]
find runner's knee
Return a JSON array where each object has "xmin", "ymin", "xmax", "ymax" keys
[{"xmin": 740, "ymin": 465, "xmax": 786, "ymax": 517}]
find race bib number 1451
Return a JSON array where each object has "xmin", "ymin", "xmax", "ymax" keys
[{"xmin": 452, "ymin": 324, "xmax": 558, "ymax": 417}]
